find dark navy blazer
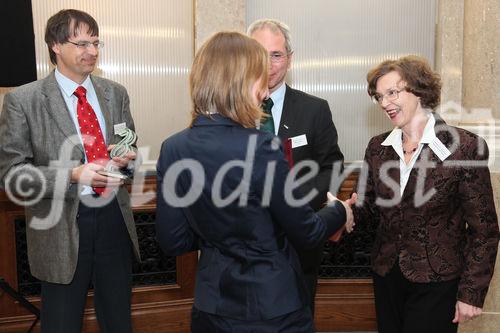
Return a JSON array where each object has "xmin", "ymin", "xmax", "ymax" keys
[{"xmin": 155, "ymin": 114, "xmax": 346, "ymax": 320}]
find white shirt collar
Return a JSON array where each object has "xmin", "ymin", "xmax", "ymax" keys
[
  {"xmin": 381, "ymin": 113, "xmax": 451, "ymax": 161},
  {"xmin": 270, "ymin": 82, "xmax": 286, "ymax": 105},
  {"xmin": 55, "ymin": 68, "xmax": 92, "ymax": 98}
]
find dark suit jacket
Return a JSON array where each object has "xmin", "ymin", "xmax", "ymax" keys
[
  {"xmin": 277, "ymin": 85, "xmax": 344, "ymax": 210},
  {"xmin": 354, "ymin": 115, "xmax": 499, "ymax": 307},
  {"xmin": 0, "ymin": 72, "xmax": 140, "ymax": 283},
  {"xmin": 155, "ymin": 114, "xmax": 346, "ymax": 320}
]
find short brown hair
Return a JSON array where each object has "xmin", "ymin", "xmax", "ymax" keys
[
  {"xmin": 189, "ymin": 31, "xmax": 269, "ymax": 128},
  {"xmin": 367, "ymin": 55, "xmax": 441, "ymax": 109},
  {"xmin": 45, "ymin": 9, "xmax": 99, "ymax": 65}
]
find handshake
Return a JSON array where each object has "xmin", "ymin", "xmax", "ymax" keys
[{"xmin": 326, "ymin": 192, "xmax": 358, "ymax": 242}]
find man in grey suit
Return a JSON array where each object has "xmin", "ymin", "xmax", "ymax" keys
[
  {"xmin": 249, "ymin": 19, "xmax": 344, "ymax": 317},
  {"xmin": 0, "ymin": 9, "xmax": 139, "ymax": 333}
]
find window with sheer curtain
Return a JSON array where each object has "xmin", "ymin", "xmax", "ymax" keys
[
  {"xmin": 247, "ymin": 0, "xmax": 437, "ymax": 161},
  {"xmin": 26, "ymin": 0, "xmax": 194, "ymax": 162},
  {"xmin": 1, "ymin": 1, "xmax": 437, "ymax": 163}
]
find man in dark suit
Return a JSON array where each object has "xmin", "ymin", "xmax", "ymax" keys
[
  {"xmin": 0, "ymin": 9, "xmax": 139, "ymax": 333},
  {"xmin": 248, "ymin": 19, "xmax": 344, "ymax": 314}
]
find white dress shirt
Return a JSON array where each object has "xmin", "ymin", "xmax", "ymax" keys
[
  {"xmin": 381, "ymin": 113, "xmax": 452, "ymax": 195},
  {"xmin": 269, "ymin": 82, "xmax": 287, "ymax": 135},
  {"xmin": 55, "ymin": 68, "xmax": 108, "ymax": 195}
]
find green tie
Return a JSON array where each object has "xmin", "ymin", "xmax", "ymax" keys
[{"xmin": 260, "ymin": 97, "xmax": 275, "ymax": 134}]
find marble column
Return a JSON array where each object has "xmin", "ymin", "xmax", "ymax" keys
[
  {"xmin": 194, "ymin": 0, "xmax": 246, "ymax": 51},
  {"xmin": 415, "ymin": 2, "xmax": 500, "ymax": 332},
  {"xmin": 462, "ymin": 0, "xmax": 500, "ymax": 121},
  {"xmin": 435, "ymin": 0, "xmax": 464, "ymax": 109},
  {"xmin": 461, "ymin": 0, "xmax": 500, "ymax": 172}
]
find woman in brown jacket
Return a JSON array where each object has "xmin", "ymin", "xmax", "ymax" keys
[{"xmin": 355, "ymin": 55, "xmax": 499, "ymax": 333}]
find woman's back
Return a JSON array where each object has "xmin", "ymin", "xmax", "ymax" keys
[{"xmin": 156, "ymin": 114, "xmax": 327, "ymax": 320}]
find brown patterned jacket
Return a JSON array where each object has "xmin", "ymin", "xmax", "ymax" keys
[{"xmin": 354, "ymin": 116, "xmax": 499, "ymax": 307}]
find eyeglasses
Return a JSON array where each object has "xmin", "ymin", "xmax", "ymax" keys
[
  {"xmin": 371, "ymin": 87, "xmax": 405, "ymax": 104},
  {"xmin": 66, "ymin": 40, "xmax": 104, "ymax": 49},
  {"xmin": 269, "ymin": 52, "xmax": 291, "ymax": 63}
]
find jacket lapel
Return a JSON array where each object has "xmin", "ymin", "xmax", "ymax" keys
[
  {"xmin": 41, "ymin": 72, "xmax": 84, "ymax": 154},
  {"xmin": 402, "ymin": 145, "xmax": 445, "ymax": 204},
  {"xmin": 379, "ymin": 144, "xmax": 401, "ymax": 199},
  {"xmin": 402, "ymin": 148, "xmax": 426, "ymax": 202},
  {"xmin": 91, "ymin": 76, "xmax": 114, "ymax": 144},
  {"xmin": 401, "ymin": 114, "xmax": 450, "ymax": 203},
  {"xmin": 277, "ymin": 85, "xmax": 298, "ymax": 140}
]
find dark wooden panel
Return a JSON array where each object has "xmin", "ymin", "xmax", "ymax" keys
[
  {"xmin": 0, "ymin": 174, "xmax": 197, "ymax": 333},
  {"xmin": 0, "ymin": 171, "xmax": 377, "ymax": 333},
  {"xmin": 315, "ymin": 279, "xmax": 377, "ymax": 332},
  {"xmin": 0, "ymin": 298, "xmax": 194, "ymax": 333}
]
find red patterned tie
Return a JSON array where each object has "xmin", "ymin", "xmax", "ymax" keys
[{"xmin": 73, "ymin": 86, "xmax": 109, "ymax": 195}]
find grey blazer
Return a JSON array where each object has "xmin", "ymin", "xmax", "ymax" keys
[{"xmin": 0, "ymin": 71, "xmax": 140, "ymax": 284}]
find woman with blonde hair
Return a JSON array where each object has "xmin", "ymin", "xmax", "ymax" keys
[{"xmin": 155, "ymin": 31, "xmax": 354, "ymax": 332}]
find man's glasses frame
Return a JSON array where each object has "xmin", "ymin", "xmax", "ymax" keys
[
  {"xmin": 269, "ymin": 51, "xmax": 293, "ymax": 63},
  {"xmin": 66, "ymin": 40, "xmax": 104, "ymax": 49}
]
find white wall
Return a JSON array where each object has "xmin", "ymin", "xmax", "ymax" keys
[
  {"xmin": 16, "ymin": 0, "xmax": 194, "ymax": 163},
  {"xmin": 1, "ymin": 1, "xmax": 439, "ymax": 163},
  {"xmin": 247, "ymin": 0, "xmax": 437, "ymax": 161}
]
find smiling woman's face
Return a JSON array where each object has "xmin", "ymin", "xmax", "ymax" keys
[{"xmin": 375, "ymin": 71, "xmax": 421, "ymax": 129}]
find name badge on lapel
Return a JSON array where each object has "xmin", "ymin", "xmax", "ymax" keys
[
  {"xmin": 290, "ymin": 134, "xmax": 308, "ymax": 148},
  {"xmin": 114, "ymin": 122, "xmax": 127, "ymax": 134}
]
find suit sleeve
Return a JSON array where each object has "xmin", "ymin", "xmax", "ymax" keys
[
  {"xmin": 0, "ymin": 91, "xmax": 73, "ymax": 200},
  {"xmin": 254, "ymin": 135, "xmax": 346, "ymax": 250},
  {"xmin": 155, "ymin": 140, "xmax": 199, "ymax": 256},
  {"xmin": 119, "ymin": 87, "xmax": 136, "ymax": 150},
  {"xmin": 309, "ymin": 100, "xmax": 344, "ymax": 210},
  {"xmin": 456, "ymin": 137, "xmax": 499, "ymax": 307},
  {"xmin": 116, "ymin": 87, "xmax": 139, "ymax": 175},
  {"xmin": 353, "ymin": 138, "xmax": 381, "ymax": 225}
]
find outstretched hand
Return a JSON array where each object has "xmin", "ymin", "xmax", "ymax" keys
[{"xmin": 327, "ymin": 192, "xmax": 357, "ymax": 233}]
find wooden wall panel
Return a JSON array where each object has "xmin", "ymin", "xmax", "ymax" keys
[{"xmin": 0, "ymin": 173, "xmax": 376, "ymax": 333}]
